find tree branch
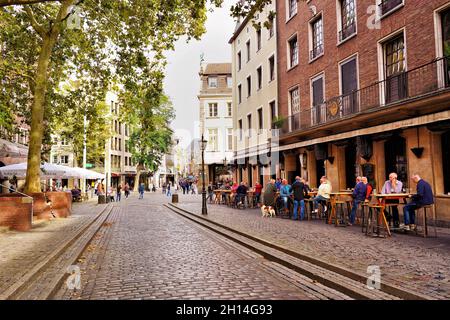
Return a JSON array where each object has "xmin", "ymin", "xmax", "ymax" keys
[
  {"xmin": 24, "ymin": 6, "xmax": 46, "ymax": 37},
  {"xmin": 0, "ymin": 0, "xmax": 59, "ymax": 7}
]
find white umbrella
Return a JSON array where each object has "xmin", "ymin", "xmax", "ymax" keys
[
  {"xmin": 63, "ymin": 167, "xmax": 105, "ymax": 180},
  {"xmin": 0, "ymin": 162, "xmax": 68, "ymax": 179}
]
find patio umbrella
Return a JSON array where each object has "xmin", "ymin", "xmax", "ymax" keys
[
  {"xmin": 62, "ymin": 167, "xmax": 105, "ymax": 180},
  {"xmin": 0, "ymin": 139, "xmax": 28, "ymax": 157},
  {"xmin": 0, "ymin": 162, "xmax": 68, "ymax": 179}
]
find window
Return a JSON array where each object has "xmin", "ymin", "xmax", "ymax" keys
[
  {"xmin": 238, "ymin": 119, "xmax": 243, "ymax": 140},
  {"xmin": 288, "ymin": 35, "xmax": 298, "ymax": 68},
  {"xmin": 269, "ymin": 55, "xmax": 275, "ymax": 81},
  {"xmin": 115, "ymin": 137, "xmax": 118, "ymax": 151},
  {"xmin": 379, "ymin": 0, "xmax": 403, "ymax": 17},
  {"xmin": 208, "ymin": 77, "xmax": 218, "ymax": 88},
  {"xmin": 238, "ymin": 51, "xmax": 242, "ymax": 70},
  {"xmin": 442, "ymin": 130, "xmax": 450, "ymax": 194},
  {"xmin": 441, "ymin": 8, "xmax": 450, "ymax": 85},
  {"xmin": 384, "ymin": 33, "xmax": 407, "ymax": 103},
  {"xmin": 238, "ymin": 84, "xmax": 242, "ymax": 104},
  {"xmin": 339, "ymin": 0, "xmax": 357, "ymax": 42},
  {"xmin": 119, "ymin": 138, "xmax": 122, "ymax": 151},
  {"xmin": 257, "ymin": 108, "xmax": 263, "ymax": 133},
  {"xmin": 246, "ymin": 40, "xmax": 251, "ymax": 62},
  {"xmin": 340, "ymin": 57, "xmax": 359, "ymax": 113},
  {"xmin": 208, "ymin": 103, "xmax": 218, "ymax": 117},
  {"xmin": 247, "ymin": 114, "xmax": 252, "ymax": 137},
  {"xmin": 227, "ymin": 128, "xmax": 233, "ymax": 151},
  {"xmin": 207, "ymin": 129, "xmax": 218, "ymax": 152},
  {"xmin": 119, "ymin": 122, "xmax": 122, "ymax": 135},
  {"xmin": 227, "ymin": 102, "xmax": 232, "ymax": 117},
  {"xmin": 312, "ymin": 76, "xmax": 325, "ymax": 124},
  {"xmin": 111, "ymin": 137, "xmax": 114, "ymax": 150},
  {"xmin": 61, "ymin": 137, "xmax": 68, "ymax": 146},
  {"xmin": 257, "ymin": 29, "xmax": 262, "ymax": 51},
  {"xmin": 111, "ymin": 101, "xmax": 114, "ymax": 113},
  {"xmin": 269, "ymin": 16, "xmax": 275, "ymax": 38},
  {"xmin": 270, "ymin": 101, "xmax": 277, "ymax": 127},
  {"xmin": 289, "ymin": 87, "xmax": 300, "ymax": 114},
  {"xmin": 227, "ymin": 76, "xmax": 232, "ymax": 88},
  {"xmin": 53, "ymin": 155, "xmax": 57, "ymax": 164},
  {"xmin": 288, "ymin": 0, "xmax": 297, "ymax": 19},
  {"xmin": 60, "ymin": 155, "xmax": 69, "ymax": 164},
  {"xmin": 247, "ymin": 76, "xmax": 252, "ymax": 97},
  {"xmin": 257, "ymin": 66, "xmax": 262, "ymax": 90},
  {"xmin": 310, "ymin": 17, "xmax": 324, "ymax": 60}
]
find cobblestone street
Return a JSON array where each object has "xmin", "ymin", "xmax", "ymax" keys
[
  {"xmin": 55, "ymin": 193, "xmax": 350, "ymax": 300},
  {"xmin": 176, "ymin": 195, "xmax": 450, "ymax": 300}
]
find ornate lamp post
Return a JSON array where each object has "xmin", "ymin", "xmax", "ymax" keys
[{"xmin": 200, "ymin": 135, "xmax": 208, "ymax": 215}]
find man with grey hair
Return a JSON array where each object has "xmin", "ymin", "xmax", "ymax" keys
[
  {"xmin": 403, "ymin": 174, "xmax": 434, "ymax": 231},
  {"xmin": 381, "ymin": 172, "xmax": 403, "ymax": 228}
]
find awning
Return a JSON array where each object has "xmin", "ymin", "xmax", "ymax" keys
[{"xmin": 0, "ymin": 139, "xmax": 28, "ymax": 157}]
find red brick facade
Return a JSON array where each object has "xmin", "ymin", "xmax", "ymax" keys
[{"xmin": 276, "ymin": 0, "xmax": 450, "ymax": 119}]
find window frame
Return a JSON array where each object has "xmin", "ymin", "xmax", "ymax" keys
[
  {"xmin": 309, "ymin": 14, "xmax": 324, "ymax": 62},
  {"xmin": 287, "ymin": 33, "xmax": 299, "ymax": 70}
]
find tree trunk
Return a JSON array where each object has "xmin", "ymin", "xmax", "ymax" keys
[
  {"xmin": 134, "ymin": 168, "xmax": 141, "ymax": 192},
  {"xmin": 24, "ymin": 34, "xmax": 58, "ymax": 193}
]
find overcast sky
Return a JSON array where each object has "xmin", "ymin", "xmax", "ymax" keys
[{"xmin": 163, "ymin": 0, "xmax": 235, "ymax": 149}]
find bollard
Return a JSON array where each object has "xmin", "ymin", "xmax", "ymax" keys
[
  {"xmin": 172, "ymin": 193, "xmax": 179, "ymax": 203},
  {"xmin": 98, "ymin": 194, "xmax": 106, "ymax": 204}
]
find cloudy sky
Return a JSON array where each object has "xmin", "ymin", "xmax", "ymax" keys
[{"xmin": 164, "ymin": 0, "xmax": 236, "ymax": 149}]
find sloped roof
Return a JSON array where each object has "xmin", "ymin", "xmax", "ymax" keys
[{"xmin": 203, "ymin": 63, "xmax": 231, "ymax": 75}]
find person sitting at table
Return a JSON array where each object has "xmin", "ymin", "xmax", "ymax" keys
[
  {"xmin": 403, "ymin": 174, "xmax": 434, "ymax": 231},
  {"xmin": 253, "ymin": 181, "xmax": 263, "ymax": 207},
  {"xmin": 292, "ymin": 176, "xmax": 307, "ymax": 220},
  {"xmin": 263, "ymin": 179, "xmax": 277, "ymax": 208},
  {"xmin": 275, "ymin": 178, "xmax": 282, "ymax": 191},
  {"xmin": 312, "ymin": 176, "xmax": 332, "ymax": 215},
  {"xmin": 279, "ymin": 179, "xmax": 292, "ymax": 214},
  {"xmin": 381, "ymin": 173, "xmax": 403, "ymax": 228},
  {"xmin": 235, "ymin": 182, "xmax": 248, "ymax": 206},
  {"xmin": 349, "ymin": 176, "xmax": 367, "ymax": 226},
  {"xmin": 362, "ymin": 177, "xmax": 373, "ymax": 201}
]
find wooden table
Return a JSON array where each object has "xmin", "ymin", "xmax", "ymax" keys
[
  {"xmin": 328, "ymin": 192, "xmax": 353, "ymax": 226},
  {"xmin": 375, "ymin": 193, "xmax": 411, "ymax": 237}
]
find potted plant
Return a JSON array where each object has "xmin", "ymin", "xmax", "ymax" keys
[{"xmin": 272, "ymin": 116, "xmax": 285, "ymax": 129}]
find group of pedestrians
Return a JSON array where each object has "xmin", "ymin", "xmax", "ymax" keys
[{"xmin": 178, "ymin": 179, "xmax": 198, "ymax": 195}]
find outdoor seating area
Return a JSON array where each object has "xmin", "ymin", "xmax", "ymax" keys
[{"xmin": 208, "ymin": 174, "xmax": 439, "ymax": 239}]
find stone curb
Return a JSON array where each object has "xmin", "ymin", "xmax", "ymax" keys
[
  {"xmin": 168, "ymin": 203, "xmax": 435, "ymax": 300},
  {"xmin": 0, "ymin": 204, "xmax": 113, "ymax": 300}
]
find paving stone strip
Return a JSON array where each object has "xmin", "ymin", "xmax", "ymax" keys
[
  {"xmin": 0, "ymin": 203, "xmax": 113, "ymax": 300},
  {"xmin": 169, "ymin": 203, "xmax": 440, "ymax": 300}
]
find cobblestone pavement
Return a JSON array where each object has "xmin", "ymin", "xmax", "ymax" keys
[
  {"xmin": 0, "ymin": 199, "xmax": 105, "ymax": 295},
  {"xmin": 54, "ymin": 193, "xmax": 352, "ymax": 300},
  {"xmin": 176, "ymin": 195, "xmax": 450, "ymax": 299}
]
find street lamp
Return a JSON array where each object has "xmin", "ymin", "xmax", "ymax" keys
[{"xmin": 200, "ymin": 134, "xmax": 208, "ymax": 215}]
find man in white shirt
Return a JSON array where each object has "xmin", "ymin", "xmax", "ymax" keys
[{"xmin": 313, "ymin": 176, "xmax": 332, "ymax": 214}]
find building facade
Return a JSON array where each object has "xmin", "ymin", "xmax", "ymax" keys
[
  {"xmin": 0, "ymin": 120, "xmax": 29, "ymax": 168},
  {"xmin": 198, "ymin": 63, "xmax": 234, "ymax": 184},
  {"xmin": 230, "ymin": 0, "xmax": 278, "ymax": 187},
  {"xmin": 105, "ymin": 91, "xmax": 136, "ymax": 188},
  {"xmin": 273, "ymin": 0, "xmax": 450, "ymax": 224}
]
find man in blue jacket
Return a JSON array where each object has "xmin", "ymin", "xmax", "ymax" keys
[
  {"xmin": 349, "ymin": 177, "xmax": 367, "ymax": 226},
  {"xmin": 403, "ymin": 174, "xmax": 434, "ymax": 231}
]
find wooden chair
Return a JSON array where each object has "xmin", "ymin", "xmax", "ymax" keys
[{"xmin": 365, "ymin": 205, "xmax": 386, "ymax": 237}]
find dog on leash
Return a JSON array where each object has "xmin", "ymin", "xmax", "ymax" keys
[{"xmin": 261, "ymin": 205, "xmax": 276, "ymax": 217}]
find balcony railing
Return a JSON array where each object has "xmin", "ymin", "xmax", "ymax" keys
[
  {"xmin": 339, "ymin": 22, "xmax": 356, "ymax": 42},
  {"xmin": 280, "ymin": 57, "xmax": 450, "ymax": 136},
  {"xmin": 310, "ymin": 44, "xmax": 324, "ymax": 60},
  {"xmin": 379, "ymin": 0, "xmax": 403, "ymax": 16}
]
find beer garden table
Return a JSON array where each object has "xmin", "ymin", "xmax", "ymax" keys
[
  {"xmin": 375, "ymin": 193, "xmax": 411, "ymax": 237},
  {"xmin": 328, "ymin": 192, "xmax": 353, "ymax": 226}
]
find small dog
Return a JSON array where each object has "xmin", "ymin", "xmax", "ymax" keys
[{"xmin": 261, "ymin": 205, "xmax": 276, "ymax": 218}]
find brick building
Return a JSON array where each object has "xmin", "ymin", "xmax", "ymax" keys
[
  {"xmin": 230, "ymin": 0, "xmax": 278, "ymax": 187},
  {"xmin": 274, "ymin": 0, "xmax": 450, "ymax": 224}
]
